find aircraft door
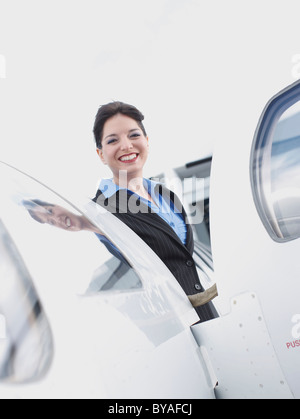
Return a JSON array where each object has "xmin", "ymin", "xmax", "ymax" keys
[
  {"xmin": 0, "ymin": 163, "xmax": 215, "ymax": 399},
  {"xmin": 249, "ymin": 81, "xmax": 300, "ymax": 397},
  {"xmin": 208, "ymin": 80, "xmax": 300, "ymax": 398}
]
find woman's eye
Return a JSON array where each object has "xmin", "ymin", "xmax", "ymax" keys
[
  {"xmin": 107, "ymin": 138, "xmax": 117, "ymax": 145},
  {"xmin": 130, "ymin": 133, "xmax": 141, "ymax": 138}
]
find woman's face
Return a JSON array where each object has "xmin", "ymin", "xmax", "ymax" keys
[
  {"xmin": 33, "ymin": 205, "xmax": 84, "ymax": 232},
  {"xmin": 97, "ymin": 113, "xmax": 149, "ymax": 183}
]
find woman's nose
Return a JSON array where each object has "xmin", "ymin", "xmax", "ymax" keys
[{"xmin": 120, "ymin": 136, "xmax": 133, "ymax": 151}]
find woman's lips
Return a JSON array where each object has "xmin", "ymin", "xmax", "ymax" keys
[{"xmin": 118, "ymin": 153, "xmax": 139, "ymax": 163}]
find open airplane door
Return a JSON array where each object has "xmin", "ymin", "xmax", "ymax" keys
[
  {"xmin": 191, "ymin": 80, "xmax": 300, "ymax": 398},
  {"xmin": 0, "ymin": 162, "xmax": 216, "ymax": 399}
]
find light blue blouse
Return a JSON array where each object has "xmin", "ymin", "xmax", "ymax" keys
[{"xmin": 99, "ymin": 178, "xmax": 187, "ymax": 245}]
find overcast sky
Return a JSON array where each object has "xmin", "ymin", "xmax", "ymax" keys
[{"xmin": 0, "ymin": 0, "xmax": 300, "ymax": 200}]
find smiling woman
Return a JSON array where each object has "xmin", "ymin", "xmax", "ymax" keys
[
  {"xmin": 92, "ymin": 101, "xmax": 218, "ymax": 322},
  {"xmin": 94, "ymin": 102, "xmax": 150, "ymax": 199}
]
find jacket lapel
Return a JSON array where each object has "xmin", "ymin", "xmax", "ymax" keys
[{"xmin": 155, "ymin": 184, "xmax": 194, "ymax": 253}]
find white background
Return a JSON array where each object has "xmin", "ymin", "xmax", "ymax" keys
[
  {"xmin": 1, "ymin": 1, "xmax": 300, "ymax": 399},
  {"xmin": 0, "ymin": 0, "xmax": 300, "ymax": 200}
]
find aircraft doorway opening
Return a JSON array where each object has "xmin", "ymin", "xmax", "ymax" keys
[
  {"xmin": 155, "ymin": 157, "xmax": 213, "ymax": 258},
  {"xmin": 152, "ymin": 156, "xmax": 215, "ymax": 300}
]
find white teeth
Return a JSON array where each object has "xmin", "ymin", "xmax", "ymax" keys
[
  {"xmin": 66, "ymin": 217, "xmax": 71, "ymax": 227},
  {"xmin": 120, "ymin": 153, "xmax": 137, "ymax": 162}
]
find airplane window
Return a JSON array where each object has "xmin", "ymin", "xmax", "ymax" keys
[
  {"xmin": 251, "ymin": 91, "xmax": 300, "ymax": 242},
  {"xmin": 271, "ymin": 105, "xmax": 300, "ymax": 239},
  {"xmin": 0, "ymin": 164, "xmax": 142, "ymax": 382}
]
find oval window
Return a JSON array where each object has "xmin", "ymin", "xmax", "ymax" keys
[{"xmin": 251, "ymin": 81, "xmax": 300, "ymax": 242}]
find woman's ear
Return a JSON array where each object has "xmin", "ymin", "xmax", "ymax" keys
[{"xmin": 96, "ymin": 148, "xmax": 107, "ymax": 165}]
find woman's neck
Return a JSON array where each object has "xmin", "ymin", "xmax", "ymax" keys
[{"xmin": 113, "ymin": 173, "xmax": 149, "ymax": 199}]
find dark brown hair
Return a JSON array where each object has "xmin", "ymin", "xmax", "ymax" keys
[{"xmin": 93, "ymin": 101, "xmax": 147, "ymax": 149}]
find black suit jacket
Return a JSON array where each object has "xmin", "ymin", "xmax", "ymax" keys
[{"xmin": 93, "ymin": 183, "xmax": 215, "ymax": 322}]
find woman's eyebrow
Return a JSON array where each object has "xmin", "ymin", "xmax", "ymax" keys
[
  {"xmin": 104, "ymin": 129, "xmax": 140, "ymax": 141},
  {"xmin": 104, "ymin": 133, "xmax": 117, "ymax": 141}
]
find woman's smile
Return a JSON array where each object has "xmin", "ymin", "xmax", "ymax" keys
[{"xmin": 118, "ymin": 153, "xmax": 139, "ymax": 163}]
